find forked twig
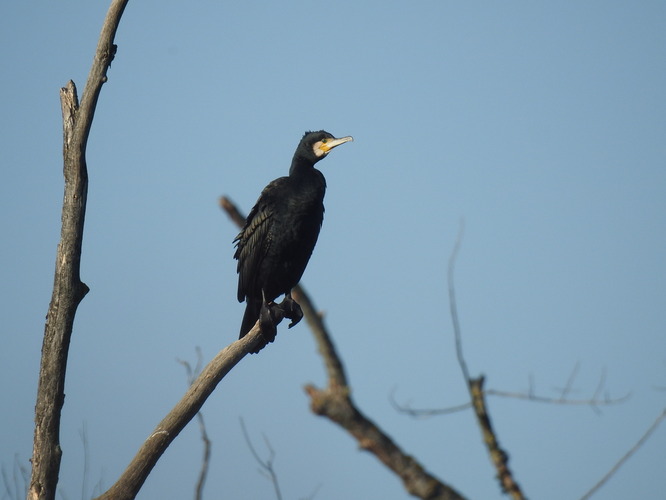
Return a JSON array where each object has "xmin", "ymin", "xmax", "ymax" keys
[
  {"xmin": 239, "ymin": 418, "xmax": 283, "ymax": 500},
  {"xmin": 447, "ymin": 220, "xmax": 526, "ymax": 499}
]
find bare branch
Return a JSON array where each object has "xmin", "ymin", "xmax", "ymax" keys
[
  {"xmin": 2, "ymin": 455, "xmax": 29, "ymax": 500},
  {"xmin": 556, "ymin": 361, "xmax": 580, "ymax": 401},
  {"xmin": 392, "ymin": 374, "xmax": 631, "ymax": 418},
  {"xmin": 219, "ymin": 196, "xmax": 247, "ymax": 228},
  {"xmin": 390, "ymin": 388, "xmax": 472, "ymax": 417},
  {"xmin": 178, "ymin": 350, "xmax": 211, "ymax": 500},
  {"xmin": 299, "ymin": 483, "xmax": 322, "ymax": 500},
  {"xmin": 579, "ymin": 408, "xmax": 666, "ymax": 500},
  {"xmin": 484, "ymin": 388, "xmax": 630, "ymax": 408},
  {"xmin": 29, "ymin": 2, "xmax": 128, "ymax": 499},
  {"xmin": 292, "ymin": 287, "xmax": 348, "ymax": 389},
  {"xmin": 447, "ymin": 220, "xmax": 526, "ymax": 500},
  {"xmin": 221, "ymin": 195, "xmax": 467, "ymax": 500},
  {"xmin": 239, "ymin": 418, "xmax": 283, "ymax": 500},
  {"xmin": 448, "ymin": 220, "xmax": 471, "ymax": 384},
  {"xmin": 95, "ymin": 326, "xmax": 265, "ymax": 500},
  {"xmin": 79, "ymin": 424, "xmax": 90, "ymax": 500},
  {"xmin": 299, "ymin": 287, "xmax": 466, "ymax": 499},
  {"xmin": 469, "ymin": 377, "xmax": 524, "ymax": 499}
]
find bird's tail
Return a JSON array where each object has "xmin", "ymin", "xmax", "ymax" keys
[
  {"xmin": 239, "ymin": 299, "xmax": 261, "ymax": 339},
  {"xmin": 239, "ymin": 299, "xmax": 270, "ymax": 354}
]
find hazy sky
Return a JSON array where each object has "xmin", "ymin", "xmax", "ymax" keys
[{"xmin": 2, "ymin": 2, "xmax": 665, "ymax": 499}]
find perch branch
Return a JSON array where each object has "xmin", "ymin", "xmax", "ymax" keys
[
  {"xmin": 28, "ymin": 2, "xmax": 128, "ymax": 499},
  {"xmin": 221, "ymin": 195, "xmax": 467, "ymax": 500},
  {"xmin": 95, "ymin": 325, "xmax": 265, "ymax": 500}
]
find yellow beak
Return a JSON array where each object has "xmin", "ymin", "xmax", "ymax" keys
[{"xmin": 321, "ymin": 135, "xmax": 354, "ymax": 153}]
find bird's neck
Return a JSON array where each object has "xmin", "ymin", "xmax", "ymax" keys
[{"xmin": 289, "ymin": 156, "xmax": 316, "ymax": 177}]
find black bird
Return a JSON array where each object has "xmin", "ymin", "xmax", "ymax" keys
[{"xmin": 234, "ymin": 130, "xmax": 353, "ymax": 353}]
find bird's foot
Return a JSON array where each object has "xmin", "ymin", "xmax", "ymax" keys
[
  {"xmin": 259, "ymin": 292, "xmax": 283, "ymax": 345},
  {"xmin": 280, "ymin": 293, "xmax": 303, "ymax": 329}
]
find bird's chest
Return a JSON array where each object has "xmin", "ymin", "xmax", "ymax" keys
[{"xmin": 273, "ymin": 190, "xmax": 324, "ymax": 244}]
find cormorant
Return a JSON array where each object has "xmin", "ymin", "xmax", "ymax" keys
[{"xmin": 234, "ymin": 130, "xmax": 353, "ymax": 353}]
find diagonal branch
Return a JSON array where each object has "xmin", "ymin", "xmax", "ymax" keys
[
  {"xmin": 94, "ymin": 325, "xmax": 265, "ymax": 500},
  {"xmin": 221, "ymin": 195, "xmax": 467, "ymax": 500},
  {"xmin": 579, "ymin": 408, "xmax": 666, "ymax": 500},
  {"xmin": 299, "ymin": 288, "xmax": 465, "ymax": 500},
  {"xmin": 28, "ymin": 2, "xmax": 129, "ymax": 499}
]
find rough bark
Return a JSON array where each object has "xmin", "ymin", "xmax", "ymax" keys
[{"xmin": 28, "ymin": 2, "xmax": 129, "ymax": 499}]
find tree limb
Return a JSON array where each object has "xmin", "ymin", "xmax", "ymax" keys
[
  {"xmin": 28, "ymin": 2, "xmax": 128, "ymax": 499},
  {"xmin": 221, "ymin": 195, "xmax": 467, "ymax": 500},
  {"xmin": 96, "ymin": 325, "xmax": 263, "ymax": 499},
  {"xmin": 94, "ymin": 325, "xmax": 264, "ymax": 500}
]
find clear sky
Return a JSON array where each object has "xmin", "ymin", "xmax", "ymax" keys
[{"xmin": 1, "ymin": 1, "xmax": 665, "ymax": 499}]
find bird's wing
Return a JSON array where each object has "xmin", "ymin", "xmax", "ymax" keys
[{"xmin": 233, "ymin": 178, "xmax": 286, "ymax": 302}]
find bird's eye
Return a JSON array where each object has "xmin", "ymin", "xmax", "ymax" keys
[{"xmin": 322, "ymin": 139, "xmax": 328, "ymax": 144}]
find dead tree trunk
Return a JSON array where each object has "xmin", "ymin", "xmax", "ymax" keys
[{"xmin": 28, "ymin": 2, "xmax": 129, "ymax": 499}]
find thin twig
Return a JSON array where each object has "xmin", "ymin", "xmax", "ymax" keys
[
  {"xmin": 486, "ymin": 388, "xmax": 630, "ymax": 407},
  {"xmin": 239, "ymin": 418, "xmax": 283, "ymax": 500},
  {"xmin": 448, "ymin": 219, "xmax": 470, "ymax": 383},
  {"xmin": 79, "ymin": 424, "xmax": 90, "ymax": 500},
  {"xmin": 393, "ymin": 388, "xmax": 631, "ymax": 417},
  {"xmin": 579, "ymin": 408, "xmax": 666, "ymax": 500},
  {"xmin": 178, "ymin": 349, "xmax": 211, "ymax": 500},
  {"xmin": 299, "ymin": 483, "xmax": 322, "ymax": 500},
  {"xmin": 2, "ymin": 455, "xmax": 29, "ymax": 500},
  {"xmin": 447, "ymin": 219, "xmax": 526, "ymax": 500},
  {"xmin": 558, "ymin": 361, "xmax": 580, "ymax": 401},
  {"xmin": 393, "ymin": 371, "xmax": 630, "ymax": 417},
  {"xmin": 390, "ymin": 388, "xmax": 473, "ymax": 416}
]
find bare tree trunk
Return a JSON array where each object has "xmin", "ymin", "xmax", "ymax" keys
[{"xmin": 28, "ymin": 2, "xmax": 129, "ymax": 499}]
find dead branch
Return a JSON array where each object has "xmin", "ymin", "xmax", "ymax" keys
[
  {"xmin": 392, "ymin": 371, "xmax": 631, "ymax": 418},
  {"xmin": 178, "ymin": 349, "xmax": 211, "ymax": 500},
  {"xmin": 221, "ymin": 195, "xmax": 467, "ymax": 500},
  {"xmin": 239, "ymin": 418, "xmax": 283, "ymax": 500},
  {"xmin": 468, "ymin": 377, "xmax": 523, "ymax": 498},
  {"xmin": 447, "ymin": 221, "xmax": 526, "ymax": 500},
  {"xmin": 2, "ymin": 454, "xmax": 29, "ymax": 500},
  {"xmin": 579, "ymin": 408, "xmax": 666, "ymax": 500},
  {"xmin": 94, "ymin": 325, "xmax": 265, "ymax": 500},
  {"xmin": 28, "ymin": 2, "xmax": 128, "ymax": 499}
]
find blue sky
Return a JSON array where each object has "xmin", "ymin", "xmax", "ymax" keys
[{"xmin": 1, "ymin": 1, "xmax": 665, "ymax": 499}]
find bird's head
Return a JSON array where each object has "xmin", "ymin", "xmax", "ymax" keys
[{"xmin": 295, "ymin": 130, "xmax": 354, "ymax": 165}]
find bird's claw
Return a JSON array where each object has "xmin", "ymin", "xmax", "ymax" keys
[
  {"xmin": 280, "ymin": 294, "xmax": 303, "ymax": 329},
  {"xmin": 259, "ymin": 292, "xmax": 283, "ymax": 345}
]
